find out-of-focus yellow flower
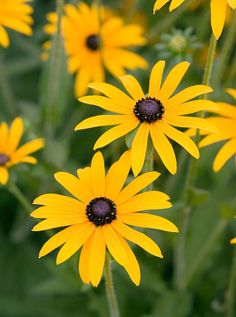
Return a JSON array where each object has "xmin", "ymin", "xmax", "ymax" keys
[
  {"xmin": 0, "ymin": 118, "xmax": 44, "ymax": 185},
  {"xmin": 189, "ymin": 89, "xmax": 236, "ymax": 172},
  {"xmin": 153, "ymin": 0, "xmax": 236, "ymax": 40},
  {"xmin": 43, "ymin": 2, "xmax": 147, "ymax": 97},
  {"xmin": 75, "ymin": 60, "xmax": 217, "ymax": 176},
  {"xmin": 0, "ymin": 0, "xmax": 33, "ymax": 48},
  {"xmin": 32, "ymin": 151, "xmax": 178, "ymax": 286}
]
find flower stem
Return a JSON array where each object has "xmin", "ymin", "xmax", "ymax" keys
[
  {"xmin": 174, "ymin": 32, "xmax": 217, "ymax": 291},
  {"xmin": 226, "ymin": 247, "xmax": 236, "ymax": 317},
  {"xmin": 8, "ymin": 183, "xmax": 32, "ymax": 213},
  {"xmin": 43, "ymin": 0, "xmax": 64, "ymax": 139},
  {"xmin": 104, "ymin": 256, "xmax": 120, "ymax": 317}
]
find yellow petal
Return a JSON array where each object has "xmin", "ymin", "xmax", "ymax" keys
[
  {"xmin": 226, "ymin": 88, "xmax": 236, "ymax": 100},
  {"xmin": 167, "ymin": 100, "xmax": 218, "ymax": 115},
  {"xmin": 33, "ymin": 193, "xmax": 85, "ymax": 209},
  {"xmin": 230, "ymin": 237, "xmax": 236, "ymax": 244},
  {"xmin": 103, "ymin": 225, "xmax": 127, "ymax": 265},
  {"xmin": 112, "ymin": 220, "xmax": 163, "ymax": 257},
  {"xmin": 94, "ymin": 119, "xmax": 139, "ymax": 150},
  {"xmin": 118, "ymin": 213, "xmax": 178, "ymax": 232},
  {"xmin": 213, "ymin": 138, "xmax": 236, "ymax": 172},
  {"xmin": 169, "ymin": 0, "xmax": 185, "ymax": 11},
  {"xmin": 150, "ymin": 124, "xmax": 177, "ymax": 174},
  {"xmin": 0, "ymin": 25, "xmax": 9, "ymax": 47},
  {"xmin": 159, "ymin": 61, "xmax": 190, "ymax": 101},
  {"xmin": 120, "ymin": 74, "xmax": 145, "ymax": 101},
  {"xmin": 159, "ymin": 121, "xmax": 199, "ymax": 158},
  {"xmin": 118, "ymin": 191, "xmax": 171, "ymax": 213},
  {"xmin": 39, "ymin": 225, "xmax": 79, "ymax": 258},
  {"xmin": 32, "ymin": 215, "xmax": 87, "ymax": 231},
  {"xmin": 91, "ymin": 151, "xmax": 105, "ymax": 197},
  {"xmin": 6, "ymin": 117, "xmax": 24, "ymax": 154},
  {"xmin": 154, "ymin": 0, "xmax": 170, "ymax": 12},
  {"xmin": 12, "ymin": 138, "xmax": 44, "ymax": 160},
  {"xmin": 31, "ymin": 204, "xmax": 86, "ymax": 219},
  {"xmin": 75, "ymin": 115, "xmax": 132, "ymax": 131},
  {"xmin": 211, "ymin": 0, "xmax": 227, "ymax": 39},
  {"xmin": 199, "ymin": 133, "xmax": 231, "ymax": 148},
  {"xmin": 89, "ymin": 227, "xmax": 106, "ymax": 287},
  {"xmin": 79, "ymin": 235, "xmax": 93, "ymax": 284},
  {"xmin": 116, "ymin": 171, "xmax": 160, "ymax": 205},
  {"xmin": 0, "ymin": 167, "xmax": 9, "ymax": 185},
  {"xmin": 149, "ymin": 60, "xmax": 165, "ymax": 98},
  {"xmin": 164, "ymin": 115, "xmax": 217, "ymax": 132},
  {"xmin": 56, "ymin": 222, "xmax": 94, "ymax": 264},
  {"xmin": 54, "ymin": 172, "xmax": 92, "ymax": 204},
  {"xmin": 0, "ymin": 122, "xmax": 9, "ymax": 152},
  {"xmin": 131, "ymin": 123, "xmax": 150, "ymax": 176},
  {"xmin": 106, "ymin": 151, "xmax": 131, "ymax": 200}
]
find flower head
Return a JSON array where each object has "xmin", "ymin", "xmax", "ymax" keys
[
  {"xmin": 31, "ymin": 151, "xmax": 178, "ymax": 286},
  {"xmin": 44, "ymin": 2, "xmax": 147, "ymax": 96},
  {"xmin": 75, "ymin": 60, "xmax": 217, "ymax": 176},
  {"xmin": 191, "ymin": 89, "xmax": 236, "ymax": 172},
  {"xmin": 0, "ymin": 118, "xmax": 44, "ymax": 185},
  {"xmin": 0, "ymin": 0, "xmax": 33, "ymax": 48},
  {"xmin": 153, "ymin": 0, "xmax": 236, "ymax": 40}
]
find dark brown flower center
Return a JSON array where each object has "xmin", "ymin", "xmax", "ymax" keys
[
  {"xmin": 0, "ymin": 154, "xmax": 9, "ymax": 166},
  {"xmin": 86, "ymin": 197, "xmax": 117, "ymax": 226},
  {"xmin": 134, "ymin": 97, "xmax": 165, "ymax": 123},
  {"xmin": 86, "ymin": 34, "xmax": 100, "ymax": 51}
]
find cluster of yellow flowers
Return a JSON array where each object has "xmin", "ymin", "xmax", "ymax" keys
[{"xmin": 0, "ymin": 0, "xmax": 235, "ymax": 289}]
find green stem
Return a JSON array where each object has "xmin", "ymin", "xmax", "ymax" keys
[
  {"xmin": 43, "ymin": 0, "xmax": 64, "ymax": 139},
  {"xmin": 214, "ymin": 11, "xmax": 236, "ymax": 88},
  {"xmin": 8, "ymin": 183, "xmax": 32, "ymax": 213},
  {"xmin": 104, "ymin": 256, "xmax": 120, "ymax": 317},
  {"xmin": 0, "ymin": 50, "xmax": 17, "ymax": 117},
  {"xmin": 226, "ymin": 247, "xmax": 236, "ymax": 317},
  {"xmin": 174, "ymin": 33, "xmax": 217, "ymax": 291}
]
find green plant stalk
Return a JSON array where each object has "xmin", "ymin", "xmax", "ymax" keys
[
  {"xmin": 104, "ymin": 256, "xmax": 120, "ymax": 317},
  {"xmin": 226, "ymin": 247, "xmax": 236, "ymax": 317},
  {"xmin": 43, "ymin": 0, "xmax": 64, "ymax": 139},
  {"xmin": 0, "ymin": 50, "xmax": 17, "ymax": 117},
  {"xmin": 214, "ymin": 11, "xmax": 236, "ymax": 88},
  {"xmin": 174, "ymin": 33, "xmax": 217, "ymax": 291},
  {"xmin": 8, "ymin": 183, "xmax": 32, "ymax": 213}
]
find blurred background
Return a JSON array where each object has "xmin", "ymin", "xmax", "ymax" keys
[{"xmin": 0, "ymin": 0, "xmax": 236, "ymax": 316}]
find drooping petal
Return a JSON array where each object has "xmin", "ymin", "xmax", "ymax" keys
[
  {"xmin": 79, "ymin": 235, "xmax": 93, "ymax": 284},
  {"xmin": 112, "ymin": 220, "xmax": 163, "ymax": 257},
  {"xmin": 131, "ymin": 123, "xmax": 150, "ymax": 176},
  {"xmin": 89, "ymin": 227, "xmax": 106, "ymax": 287},
  {"xmin": 0, "ymin": 167, "xmax": 9, "ymax": 185},
  {"xmin": 56, "ymin": 222, "xmax": 94, "ymax": 264},
  {"xmin": 150, "ymin": 124, "xmax": 177, "ymax": 174}
]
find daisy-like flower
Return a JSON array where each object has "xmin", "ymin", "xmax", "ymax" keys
[
  {"xmin": 153, "ymin": 0, "xmax": 236, "ymax": 40},
  {"xmin": 75, "ymin": 60, "xmax": 217, "ymax": 176},
  {"xmin": 0, "ymin": 0, "xmax": 33, "ymax": 48},
  {"xmin": 43, "ymin": 2, "xmax": 147, "ymax": 96},
  {"xmin": 190, "ymin": 89, "xmax": 236, "ymax": 172},
  {"xmin": 0, "ymin": 117, "xmax": 44, "ymax": 185},
  {"xmin": 31, "ymin": 151, "xmax": 178, "ymax": 286}
]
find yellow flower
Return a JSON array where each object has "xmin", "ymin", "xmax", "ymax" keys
[
  {"xmin": 193, "ymin": 89, "xmax": 236, "ymax": 172},
  {"xmin": 44, "ymin": 2, "xmax": 147, "ymax": 97},
  {"xmin": 0, "ymin": 118, "xmax": 44, "ymax": 185},
  {"xmin": 0, "ymin": 0, "xmax": 33, "ymax": 48},
  {"xmin": 31, "ymin": 151, "xmax": 178, "ymax": 286},
  {"xmin": 231, "ymin": 237, "xmax": 236, "ymax": 244},
  {"xmin": 153, "ymin": 0, "xmax": 236, "ymax": 40},
  {"xmin": 75, "ymin": 60, "xmax": 217, "ymax": 176}
]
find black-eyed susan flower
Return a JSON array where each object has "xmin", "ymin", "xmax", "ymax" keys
[
  {"xmin": 31, "ymin": 151, "xmax": 178, "ymax": 286},
  {"xmin": 153, "ymin": 0, "xmax": 236, "ymax": 40},
  {"xmin": 44, "ymin": 2, "xmax": 147, "ymax": 96},
  {"xmin": 75, "ymin": 60, "xmax": 217, "ymax": 176},
  {"xmin": 0, "ymin": 0, "xmax": 33, "ymax": 48},
  {"xmin": 192, "ymin": 89, "xmax": 236, "ymax": 172},
  {"xmin": 0, "ymin": 118, "xmax": 44, "ymax": 185}
]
